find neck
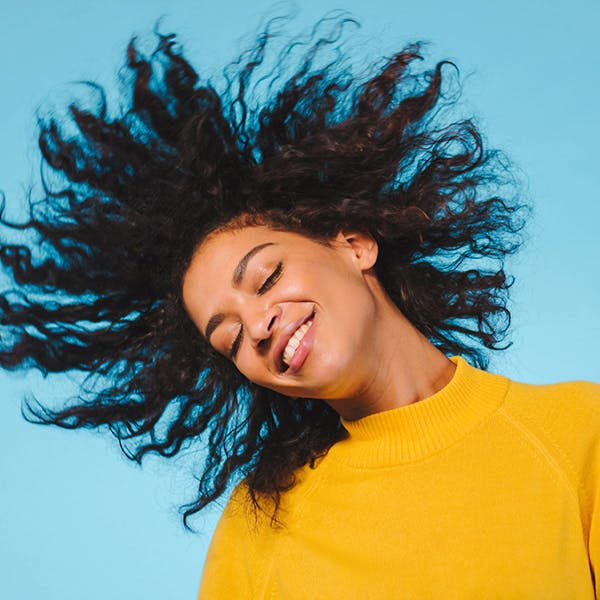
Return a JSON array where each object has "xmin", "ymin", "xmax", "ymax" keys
[{"xmin": 324, "ymin": 277, "xmax": 457, "ymax": 421}]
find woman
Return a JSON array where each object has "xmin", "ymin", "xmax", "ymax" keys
[{"xmin": 1, "ymin": 15, "xmax": 598, "ymax": 598}]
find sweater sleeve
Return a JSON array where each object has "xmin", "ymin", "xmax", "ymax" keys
[
  {"xmin": 591, "ymin": 482, "xmax": 600, "ymax": 598},
  {"xmin": 197, "ymin": 480, "xmax": 269, "ymax": 599},
  {"xmin": 562, "ymin": 380, "xmax": 600, "ymax": 598},
  {"xmin": 583, "ymin": 383, "xmax": 600, "ymax": 598}
]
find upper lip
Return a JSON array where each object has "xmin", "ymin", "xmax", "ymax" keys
[{"xmin": 272, "ymin": 309, "xmax": 315, "ymax": 372}]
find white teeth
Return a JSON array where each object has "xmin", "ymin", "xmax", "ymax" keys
[{"xmin": 282, "ymin": 320, "xmax": 313, "ymax": 367}]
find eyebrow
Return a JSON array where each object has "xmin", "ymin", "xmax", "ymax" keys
[{"xmin": 204, "ymin": 242, "xmax": 275, "ymax": 343}]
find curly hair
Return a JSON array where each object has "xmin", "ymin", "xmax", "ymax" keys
[{"xmin": 0, "ymin": 14, "xmax": 526, "ymax": 528}]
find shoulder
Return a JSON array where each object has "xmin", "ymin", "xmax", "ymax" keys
[
  {"xmin": 502, "ymin": 376, "xmax": 600, "ymax": 426},
  {"xmin": 198, "ymin": 460, "xmax": 324, "ymax": 598},
  {"xmin": 206, "ymin": 477, "xmax": 280, "ymax": 550},
  {"xmin": 500, "ymin": 375, "xmax": 600, "ymax": 447},
  {"xmin": 499, "ymin": 375, "xmax": 600, "ymax": 511},
  {"xmin": 198, "ymin": 479, "xmax": 276, "ymax": 599}
]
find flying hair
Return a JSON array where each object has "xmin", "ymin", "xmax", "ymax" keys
[{"xmin": 0, "ymin": 13, "xmax": 527, "ymax": 528}]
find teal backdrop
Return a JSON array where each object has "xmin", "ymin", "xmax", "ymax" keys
[{"xmin": 1, "ymin": 1, "xmax": 598, "ymax": 598}]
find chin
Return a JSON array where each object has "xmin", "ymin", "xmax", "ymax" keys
[
  {"xmin": 253, "ymin": 350, "xmax": 354, "ymax": 399},
  {"xmin": 297, "ymin": 365, "xmax": 356, "ymax": 400}
]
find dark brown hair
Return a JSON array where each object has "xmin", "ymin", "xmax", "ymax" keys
[{"xmin": 0, "ymin": 14, "xmax": 526, "ymax": 528}]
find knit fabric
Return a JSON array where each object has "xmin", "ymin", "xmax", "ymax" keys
[{"xmin": 198, "ymin": 356, "xmax": 600, "ymax": 599}]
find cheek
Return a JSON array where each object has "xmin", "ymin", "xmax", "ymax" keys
[
  {"xmin": 232, "ymin": 352, "xmax": 270, "ymax": 387},
  {"xmin": 325, "ymin": 271, "xmax": 375, "ymax": 325}
]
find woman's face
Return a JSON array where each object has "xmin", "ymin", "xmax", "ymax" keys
[{"xmin": 182, "ymin": 225, "xmax": 381, "ymax": 400}]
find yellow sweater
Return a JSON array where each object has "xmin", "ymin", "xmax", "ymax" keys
[{"xmin": 198, "ymin": 356, "xmax": 600, "ymax": 599}]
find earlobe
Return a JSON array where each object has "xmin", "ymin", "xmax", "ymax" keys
[{"xmin": 337, "ymin": 231, "xmax": 379, "ymax": 270}]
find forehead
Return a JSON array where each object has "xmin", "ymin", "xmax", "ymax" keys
[
  {"xmin": 189, "ymin": 225, "xmax": 329, "ymax": 271},
  {"xmin": 190, "ymin": 226, "xmax": 299, "ymax": 274},
  {"xmin": 181, "ymin": 226, "xmax": 321, "ymax": 322},
  {"xmin": 200, "ymin": 225, "xmax": 279, "ymax": 260}
]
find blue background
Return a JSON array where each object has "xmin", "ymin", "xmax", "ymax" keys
[{"xmin": 1, "ymin": 1, "xmax": 598, "ymax": 598}]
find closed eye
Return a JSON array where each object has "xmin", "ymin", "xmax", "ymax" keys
[
  {"xmin": 229, "ymin": 326, "xmax": 244, "ymax": 359},
  {"xmin": 258, "ymin": 261, "xmax": 283, "ymax": 295}
]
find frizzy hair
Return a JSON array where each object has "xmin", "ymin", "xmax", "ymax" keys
[{"xmin": 0, "ymin": 14, "xmax": 526, "ymax": 528}]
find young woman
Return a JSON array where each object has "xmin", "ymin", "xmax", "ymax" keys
[{"xmin": 1, "ymin": 15, "xmax": 598, "ymax": 598}]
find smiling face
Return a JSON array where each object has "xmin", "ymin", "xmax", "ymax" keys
[{"xmin": 182, "ymin": 225, "xmax": 383, "ymax": 401}]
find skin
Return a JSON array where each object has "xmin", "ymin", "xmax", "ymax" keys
[{"xmin": 182, "ymin": 225, "xmax": 456, "ymax": 421}]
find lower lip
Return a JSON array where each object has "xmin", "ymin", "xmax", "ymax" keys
[{"xmin": 285, "ymin": 315, "xmax": 316, "ymax": 375}]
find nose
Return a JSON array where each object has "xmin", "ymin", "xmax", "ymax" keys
[{"xmin": 245, "ymin": 303, "xmax": 280, "ymax": 350}]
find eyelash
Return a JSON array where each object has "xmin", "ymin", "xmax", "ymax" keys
[
  {"xmin": 228, "ymin": 261, "xmax": 284, "ymax": 359},
  {"xmin": 258, "ymin": 261, "xmax": 283, "ymax": 295}
]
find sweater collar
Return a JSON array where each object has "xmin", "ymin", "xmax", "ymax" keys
[{"xmin": 329, "ymin": 355, "xmax": 509, "ymax": 467}]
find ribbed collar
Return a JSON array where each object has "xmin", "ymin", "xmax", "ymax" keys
[{"xmin": 328, "ymin": 355, "xmax": 509, "ymax": 468}]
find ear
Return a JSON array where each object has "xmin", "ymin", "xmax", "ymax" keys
[{"xmin": 334, "ymin": 231, "xmax": 378, "ymax": 271}]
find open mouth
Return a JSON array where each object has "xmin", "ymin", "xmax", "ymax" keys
[{"xmin": 279, "ymin": 310, "xmax": 315, "ymax": 373}]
